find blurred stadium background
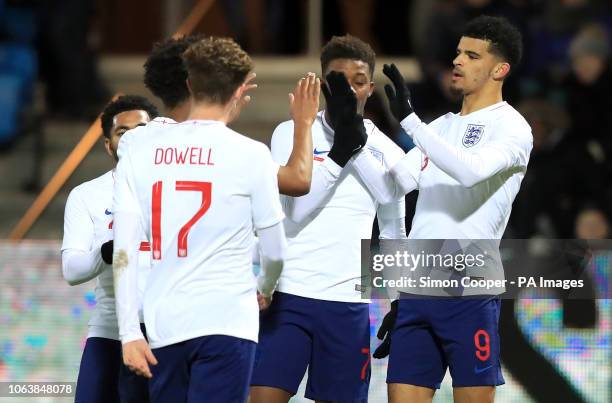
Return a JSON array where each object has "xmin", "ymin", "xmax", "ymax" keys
[{"xmin": 0, "ymin": 0, "xmax": 610, "ymax": 402}]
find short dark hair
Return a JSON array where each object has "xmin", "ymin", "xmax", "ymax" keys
[
  {"xmin": 320, "ymin": 34, "xmax": 376, "ymax": 78},
  {"xmin": 100, "ymin": 95, "xmax": 159, "ymax": 138},
  {"xmin": 463, "ymin": 15, "xmax": 523, "ymax": 70},
  {"xmin": 144, "ymin": 35, "xmax": 204, "ymax": 108},
  {"xmin": 183, "ymin": 37, "xmax": 253, "ymax": 105}
]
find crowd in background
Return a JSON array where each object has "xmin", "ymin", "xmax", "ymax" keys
[{"xmin": 1, "ymin": 0, "xmax": 611, "ymax": 240}]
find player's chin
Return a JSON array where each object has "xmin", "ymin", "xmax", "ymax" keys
[{"xmin": 449, "ymin": 83, "xmax": 464, "ymax": 98}]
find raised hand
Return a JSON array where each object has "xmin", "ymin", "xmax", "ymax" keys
[
  {"xmin": 383, "ymin": 63, "xmax": 414, "ymax": 121},
  {"xmin": 228, "ymin": 72, "xmax": 258, "ymax": 123},
  {"xmin": 322, "ymin": 71, "xmax": 356, "ymax": 129},
  {"xmin": 289, "ymin": 72, "xmax": 321, "ymax": 127}
]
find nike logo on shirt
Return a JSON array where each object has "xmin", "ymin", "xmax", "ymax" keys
[{"xmin": 313, "ymin": 148, "xmax": 330, "ymax": 155}]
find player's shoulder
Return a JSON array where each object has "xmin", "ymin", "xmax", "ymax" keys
[
  {"xmin": 363, "ymin": 118, "xmax": 378, "ymax": 137},
  {"xmin": 72, "ymin": 170, "xmax": 113, "ymax": 192},
  {"xmin": 493, "ymin": 103, "xmax": 532, "ymax": 136},
  {"xmin": 364, "ymin": 120, "xmax": 401, "ymax": 150},
  {"xmin": 225, "ymin": 126, "xmax": 271, "ymax": 155},
  {"xmin": 272, "ymin": 111, "xmax": 326, "ymax": 138},
  {"xmin": 271, "ymin": 119, "xmax": 295, "ymax": 140},
  {"xmin": 225, "ymin": 129, "xmax": 274, "ymax": 173},
  {"xmin": 119, "ymin": 116, "xmax": 174, "ymax": 152},
  {"xmin": 117, "ymin": 123, "xmax": 153, "ymax": 159},
  {"xmin": 273, "ymin": 119, "xmax": 294, "ymax": 133},
  {"xmin": 68, "ymin": 171, "xmax": 113, "ymax": 201},
  {"xmin": 429, "ymin": 112, "xmax": 455, "ymax": 129},
  {"xmin": 149, "ymin": 116, "xmax": 178, "ymax": 126}
]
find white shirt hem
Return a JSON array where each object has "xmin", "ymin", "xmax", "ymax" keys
[
  {"xmin": 148, "ymin": 328, "xmax": 258, "ymax": 349},
  {"xmin": 277, "ymin": 285, "xmax": 370, "ymax": 304},
  {"xmin": 87, "ymin": 325, "xmax": 120, "ymax": 340}
]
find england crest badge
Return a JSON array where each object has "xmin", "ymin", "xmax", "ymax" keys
[{"xmin": 462, "ymin": 124, "xmax": 484, "ymax": 147}]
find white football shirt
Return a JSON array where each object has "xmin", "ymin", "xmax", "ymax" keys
[
  {"xmin": 61, "ymin": 170, "xmax": 151, "ymax": 340},
  {"xmin": 113, "ymin": 119, "xmax": 284, "ymax": 348},
  {"xmin": 394, "ymin": 101, "xmax": 533, "ymax": 239},
  {"xmin": 272, "ymin": 111, "xmax": 406, "ymax": 303}
]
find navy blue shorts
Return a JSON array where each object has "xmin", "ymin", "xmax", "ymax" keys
[
  {"xmin": 387, "ymin": 297, "xmax": 504, "ymax": 389},
  {"xmin": 76, "ymin": 324, "xmax": 150, "ymax": 403},
  {"xmin": 75, "ymin": 337, "xmax": 121, "ymax": 403},
  {"xmin": 150, "ymin": 335, "xmax": 255, "ymax": 403},
  {"xmin": 251, "ymin": 292, "xmax": 370, "ymax": 403}
]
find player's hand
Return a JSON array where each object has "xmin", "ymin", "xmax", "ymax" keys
[
  {"xmin": 383, "ymin": 63, "xmax": 414, "ymax": 121},
  {"xmin": 257, "ymin": 291, "xmax": 272, "ymax": 311},
  {"xmin": 373, "ymin": 299, "xmax": 398, "ymax": 359},
  {"xmin": 321, "ymin": 71, "xmax": 357, "ymax": 128},
  {"xmin": 289, "ymin": 72, "xmax": 320, "ymax": 128},
  {"xmin": 228, "ymin": 72, "xmax": 258, "ymax": 123},
  {"xmin": 122, "ymin": 339, "xmax": 158, "ymax": 378},
  {"xmin": 322, "ymin": 71, "xmax": 367, "ymax": 167},
  {"xmin": 101, "ymin": 240, "xmax": 114, "ymax": 264}
]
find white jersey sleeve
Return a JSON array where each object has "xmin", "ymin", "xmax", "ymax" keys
[
  {"xmin": 389, "ymin": 147, "xmax": 422, "ymax": 195},
  {"xmin": 256, "ymin": 221, "xmax": 287, "ymax": 296},
  {"xmin": 271, "ymin": 120, "xmax": 343, "ymax": 223},
  {"xmin": 377, "ymin": 197, "xmax": 407, "ymax": 239},
  {"xmin": 112, "ymin": 148, "xmax": 145, "ymax": 344},
  {"xmin": 61, "ymin": 189, "xmax": 107, "ymax": 285},
  {"xmin": 62, "ymin": 249, "xmax": 106, "ymax": 286},
  {"xmin": 248, "ymin": 144, "xmax": 286, "ymax": 294},
  {"xmin": 251, "ymin": 142, "xmax": 287, "ymax": 229},
  {"xmin": 399, "ymin": 112, "xmax": 531, "ymax": 188},
  {"xmin": 350, "ymin": 125, "xmax": 407, "ymax": 204}
]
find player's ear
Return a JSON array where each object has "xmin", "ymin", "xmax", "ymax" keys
[
  {"xmin": 186, "ymin": 79, "xmax": 194, "ymax": 96},
  {"xmin": 492, "ymin": 62, "xmax": 510, "ymax": 81},
  {"xmin": 368, "ymin": 81, "xmax": 375, "ymax": 98},
  {"xmin": 231, "ymin": 83, "xmax": 244, "ymax": 102},
  {"xmin": 103, "ymin": 137, "xmax": 113, "ymax": 159}
]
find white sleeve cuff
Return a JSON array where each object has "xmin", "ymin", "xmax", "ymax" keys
[
  {"xmin": 390, "ymin": 155, "xmax": 419, "ymax": 193},
  {"xmin": 121, "ymin": 331, "xmax": 145, "ymax": 345},
  {"xmin": 256, "ymin": 222, "xmax": 287, "ymax": 296},
  {"xmin": 399, "ymin": 113, "xmax": 422, "ymax": 138},
  {"xmin": 61, "ymin": 247, "xmax": 107, "ymax": 285},
  {"xmin": 378, "ymin": 217, "xmax": 407, "ymax": 239}
]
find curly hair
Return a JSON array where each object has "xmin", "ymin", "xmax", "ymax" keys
[
  {"xmin": 183, "ymin": 37, "xmax": 252, "ymax": 105},
  {"xmin": 320, "ymin": 34, "xmax": 376, "ymax": 78},
  {"xmin": 100, "ymin": 95, "xmax": 159, "ymax": 138},
  {"xmin": 463, "ymin": 16, "xmax": 523, "ymax": 71},
  {"xmin": 143, "ymin": 35, "xmax": 204, "ymax": 108}
]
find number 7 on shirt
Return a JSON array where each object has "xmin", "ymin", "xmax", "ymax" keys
[{"xmin": 151, "ymin": 180, "xmax": 212, "ymax": 260}]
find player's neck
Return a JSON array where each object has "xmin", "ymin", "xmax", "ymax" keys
[
  {"xmin": 166, "ymin": 101, "xmax": 191, "ymax": 122},
  {"xmin": 188, "ymin": 102, "xmax": 231, "ymax": 124},
  {"xmin": 460, "ymin": 85, "xmax": 503, "ymax": 116}
]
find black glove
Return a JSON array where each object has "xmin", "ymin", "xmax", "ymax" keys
[
  {"xmin": 101, "ymin": 240, "xmax": 113, "ymax": 264},
  {"xmin": 373, "ymin": 299, "xmax": 398, "ymax": 359},
  {"xmin": 322, "ymin": 71, "xmax": 367, "ymax": 167},
  {"xmin": 383, "ymin": 63, "xmax": 414, "ymax": 121}
]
